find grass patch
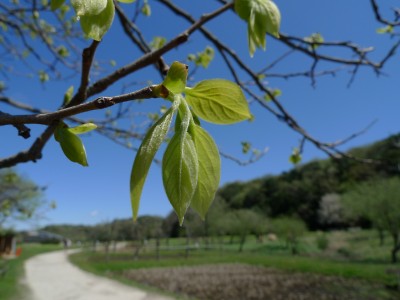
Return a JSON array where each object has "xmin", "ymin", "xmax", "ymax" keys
[
  {"xmin": 0, "ymin": 243, "xmax": 62, "ymax": 300},
  {"xmin": 70, "ymin": 248, "xmax": 397, "ymax": 285}
]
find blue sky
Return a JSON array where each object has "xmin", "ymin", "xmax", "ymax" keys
[{"xmin": 1, "ymin": 0, "xmax": 399, "ymax": 229}]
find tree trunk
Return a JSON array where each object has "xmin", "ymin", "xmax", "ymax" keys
[
  {"xmin": 391, "ymin": 233, "xmax": 400, "ymax": 263},
  {"xmin": 238, "ymin": 235, "xmax": 246, "ymax": 252},
  {"xmin": 291, "ymin": 242, "xmax": 298, "ymax": 255},
  {"xmin": 185, "ymin": 235, "xmax": 190, "ymax": 259},
  {"xmin": 218, "ymin": 235, "xmax": 223, "ymax": 254},
  {"xmin": 156, "ymin": 237, "xmax": 160, "ymax": 261},
  {"xmin": 133, "ymin": 241, "xmax": 141, "ymax": 260},
  {"xmin": 377, "ymin": 229, "xmax": 385, "ymax": 246},
  {"xmin": 105, "ymin": 242, "xmax": 110, "ymax": 262},
  {"xmin": 391, "ymin": 248, "xmax": 397, "ymax": 263}
]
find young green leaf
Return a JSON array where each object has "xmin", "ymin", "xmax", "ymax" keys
[
  {"xmin": 56, "ymin": 45, "xmax": 70, "ymax": 58},
  {"xmin": 39, "ymin": 70, "xmax": 49, "ymax": 83},
  {"xmin": 71, "ymin": 0, "xmax": 107, "ymax": 17},
  {"xmin": 79, "ymin": 0, "xmax": 115, "ymax": 41},
  {"xmin": 63, "ymin": 85, "xmax": 74, "ymax": 106},
  {"xmin": 187, "ymin": 46, "xmax": 215, "ymax": 68},
  {"xmin": 235, "ymin": 0, "xmax": 281, "ymax": 56},
  {"xmin": 289, "ymin": 148, "xmax": 302, "ymax": 165},
  {"xmin": 376, "ymin": 25, "xmax": 394, "ymax": 34},
  {"xmin": 50, "ymin": 0, "xmax": 65, "ymax": 11},
  {"xmin": 117, "ymin": 0, "xmax": 136, "ymax": 3},
  {"xmin": 263, "ymin": 88, "xmax": 282, "ymax": 102},
  {"xmin": 130, "ymin": 105, "xmax": 177, "ymax": 220},
  {"xmin": 67, "ymin": 123, "xmax": 97, "ymax": 135},
  {"xmin": 304, "ymin": 33, "xmax": 324, "ymax": 50},
  {"xmin": 149, "ymin": 36, "xmax": 166, "ymax": 51},
  {"xmin": 184, "ymin": 79, "xmax": 251, "ymax": 124},
  {"xmin": 190, "ymin": 125, "xmax": 220, "ymax": 219},
  {"xmin": 162, "ymin": 61, "xmax": 188, "ymax": 94},
  {"xmin": 141, "ymin": 1, "xmax": 151, "ymax": 17},
  {"xmin": 162, "ymin": 131, "xmax": 198, "ymax": 225},
  {"xmin": 54, "ymin": 124, "xmax": 88, "ymax": 166},
  {"xmin": 241, "ymin": 141, "xmax": 251, "ymax": 154}
]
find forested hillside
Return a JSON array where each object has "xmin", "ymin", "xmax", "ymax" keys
[
  {"xmin": 42, "ymin": 133, "xmax": 400, "ymax": 240},
  {"xmin": 217, "ymin": 133, "xmax": 400, "ymax": 229}
]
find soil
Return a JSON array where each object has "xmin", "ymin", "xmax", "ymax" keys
[{"xmin": 121, "ymin": 263, "xmax": 398, "ymax": 300}]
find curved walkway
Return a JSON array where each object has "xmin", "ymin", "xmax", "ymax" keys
[{"xmin": 24, "ymin": 249, "xmax": 173, "ymax": 300}]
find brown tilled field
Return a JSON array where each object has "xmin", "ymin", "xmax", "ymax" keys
[{"xmin": 121, "ymin": 263, "xmax": 397, "ymax": 300}]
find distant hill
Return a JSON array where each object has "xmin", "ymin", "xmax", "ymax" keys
[
  {"xmin": 216, "ymin": 133, "xmax": 400, "ymax": 230},
  {"xmin": 41, "ymin": 134, "xmax": 400, "ymax": 238}
]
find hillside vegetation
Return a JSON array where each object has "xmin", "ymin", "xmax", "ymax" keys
[{"xmin": 45, "ymin": 133, "xmax": 400, "ymax": 241}]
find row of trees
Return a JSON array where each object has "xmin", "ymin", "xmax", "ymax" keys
[
  {"xmin": 43, "ymin": 205, "xmax": 307, "ymax": 255},
  {"xmin": 45, "ymin": 174, "xmax": 400, "ymax": 262}
]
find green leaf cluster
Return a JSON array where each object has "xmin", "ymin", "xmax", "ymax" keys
[
  {"xmin": 234, "ymin": 0, "xmax": 281, "ymax": 57},
  {"xmin": 187, "ymin": 46, "xmax": 215, "ymax": 68},
  {"xmin": 304, "ymin": 33, "xmax": 324, "ymax": 50},
  {"xmin": 130, "ymin": 61, "xmax": 251, "ymax": 224},
  {"xmin": 264, "ymin": 88, "xmax": 282, "ymax": 102}
]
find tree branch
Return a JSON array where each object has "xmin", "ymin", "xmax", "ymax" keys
[
  {"xmin": 159, "ymin": 0, "xmax": 384, "ymax": 164},
  {"xmin": 0, "ymin": 40, "xmax": 101, "ymax": 168},
  {"xmin": 86, "ymin": 1, "xmax": 233, "ymax": 97},
  {"xmin": 370, "ymin": 0, "xmax": 400, "ymax": 27},
  {"xmin": 0, "ymin": 86, "xmax": 158, "ymax": 126},
  {"xmin": 0, "ymin": 111, "xmax": 30, "ymax": 138}
]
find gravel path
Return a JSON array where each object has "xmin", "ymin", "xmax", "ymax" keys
[{"xmin": 24, "ymin": 249, "xmax": 174, "ymax": 300}]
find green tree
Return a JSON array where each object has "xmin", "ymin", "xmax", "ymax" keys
[
  {"xmin": 342, "ymin": 178, "xmax": 400, "ymax": 263},
  {"xmin": 226, "ymin": 209, "xmax": 267, "ymax": 252},
  {"xmin": 0, "ymin": 168, "xmax": 49, "ymax": 227},
  {"xmin": 271, "ymin": 217, "xmax": 307, "ymax": 255}
]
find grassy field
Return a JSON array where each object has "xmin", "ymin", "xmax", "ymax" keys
[
  {"xmin": 70, "ymin": 229, "xmax": 400, "ymax": 299},
  {"xmin": 0, "ymin": 243, "xmax": 62, "ymax": 300}
]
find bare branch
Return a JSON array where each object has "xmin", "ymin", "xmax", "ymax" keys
[
  {"xmin": 370, "ymin": 0, "xmax": 400, "ymax": 27},
  {"xmin": 0, "ymin": 125, "xmax": 56, "ymax": 168},
  {"xmin": 220, "ymin": 147, "xmax": 269, "ymax": 166},
  {"xmin": 115, "ymin": 2, "xmax": 168, "ymax": 76},
  {"xmin": 159, "ymin": 0, "xmax": 385, "ymax": 164},
  {"xmin": 86, "ymin": 1, "xmax": 233, "ymax": 97},
  {"xmin": 0, "ymin": 86, "xmax": 157, "ymax": 126}
]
